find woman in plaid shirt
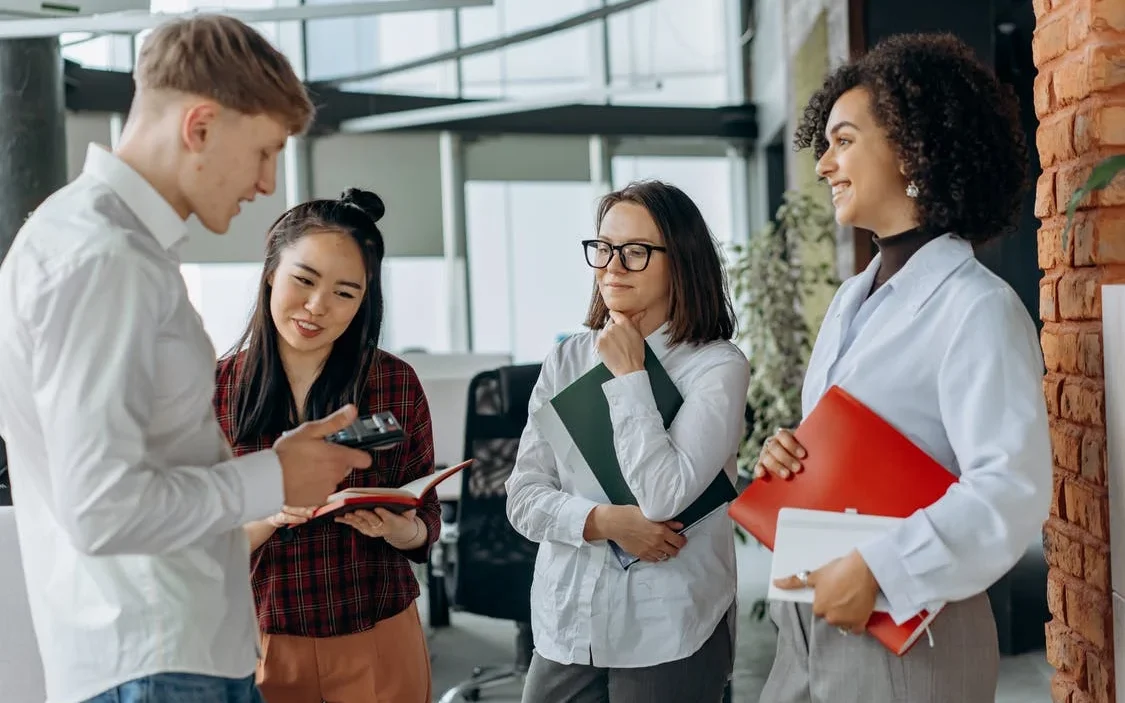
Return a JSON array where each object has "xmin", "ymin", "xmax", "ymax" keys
[{"xmin": 213, "ymin": 188, "xmax": 440, "ymax": 703}]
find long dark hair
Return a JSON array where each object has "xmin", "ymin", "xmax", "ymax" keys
[
  {"xmin": 583, "ymin": 179, "xmax": 736, "ymax": 345},
  {"xmin": 224, "ymin": 187, "xmax": 387, "ymax": 444}
]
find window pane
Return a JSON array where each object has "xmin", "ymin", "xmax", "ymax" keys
[
  {"xmin": 611, "ymin": 155, "xmax": 734, "ymax": 245},
  {"xmin": 465, "ymin": 182, "xmax": 512, "ymax": 354},
  {"xmin": 466, "ymin": 181, "xmax": 595, "ymax": 363},
  {"xmin": 382, "ymin": 258, "xmax": 452, "ymax": 353},
  {"xmin": 180, "ymin": 263, "xmax": 262, "ymax": 357}
]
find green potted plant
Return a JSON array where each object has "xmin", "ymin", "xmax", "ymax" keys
[
  {"xmin": 1062, "ymin": 154, "xmax": 1125, "ymax": 249},
  {"xmin": 726, "ymin": 188, "xmax": 839, "ymax": 618},
  {"xmin": 728, "ymin": 189, "xmax": 839, "ymax": 475}
]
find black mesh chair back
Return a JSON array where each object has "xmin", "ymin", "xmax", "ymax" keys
[{"xmin": 451, "ymin": 363, "xmax": 541, "ymax": 623}]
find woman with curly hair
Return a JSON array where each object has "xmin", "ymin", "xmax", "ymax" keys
[{"xmin": 754, "ymin": 32, "xmax": 1051, "ymax": 701}]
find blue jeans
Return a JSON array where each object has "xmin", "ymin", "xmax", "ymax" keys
[{"xmin": 84, "ymin": 673, "xmax": 263, "ymax": 703}]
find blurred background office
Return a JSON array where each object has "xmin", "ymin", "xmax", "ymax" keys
[{"xmin": 0, "ymin": 0, "xmax": 1116, "ymax": 701}]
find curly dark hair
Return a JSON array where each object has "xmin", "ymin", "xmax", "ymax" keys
[{"xmin": 794, "ymin": 32, "xmax": 1028, "ymax": 243}]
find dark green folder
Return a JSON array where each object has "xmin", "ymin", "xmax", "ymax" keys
[{"xmin": 548, "ymin": 342, "xmax": 737, "ymax": 531}]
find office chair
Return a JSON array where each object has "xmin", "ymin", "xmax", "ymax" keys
[{"xmin": 437, "ymin": 363, "xmax": 541, "ymax": 703}]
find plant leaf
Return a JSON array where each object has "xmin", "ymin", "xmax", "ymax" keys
[{"xmin": 1062, "ymin": 154, "xmax": 1125, "ymax": 250}]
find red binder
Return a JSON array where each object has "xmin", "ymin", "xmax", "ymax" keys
[{"xmin": 728, "ymin": 385, "xmax": 957, "ymax": 656}]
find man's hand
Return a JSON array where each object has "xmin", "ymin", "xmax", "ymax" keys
[
  {"xmin": 265, "ymin": 505, "xmax": 316, "ymax": 528},
  {"xmin": 274, "ymin": 404, "xmax": 373, "ymax": 507},
  {"xmin": 585, "ymin": 505, "xmax": 685, "ymax": 563},
  {"xmin": 773, "ymin": 550, "xmax": 879, "ymax": 633},
  {"xmin": 596, "ymin": 311, "xmax": 646, "ymax": 377}
]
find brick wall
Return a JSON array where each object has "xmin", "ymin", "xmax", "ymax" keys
[{"xmin": 1033, "ymin": 0, "xmax": 1125, "ymax": 701}]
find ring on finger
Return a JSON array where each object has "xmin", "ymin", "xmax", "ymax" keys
[{"xmin": 796, "ymin": 570, "xmax": 810, "ymax": 587}]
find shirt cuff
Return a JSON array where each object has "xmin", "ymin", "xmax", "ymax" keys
[
  {"xmin": 857, "ymin": 536, "xmax": 922, "ymax": 624},
  {"xmin": 232, "ymin": 449, "xmax": 284, "ymax": 524},
  {"xmin": 556, "ymin": 493, "xmax": 600, "ymax": 547},
  {"xmin": 601, "ymin": 370, "xmax": 659, "ymax": 420}
]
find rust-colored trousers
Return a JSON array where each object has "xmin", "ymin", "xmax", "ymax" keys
[{"xmin": 256, "ymin": 602, "xmax": 432, "ymax": 703}]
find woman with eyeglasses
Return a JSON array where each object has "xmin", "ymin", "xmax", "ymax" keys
[{"xmin": 505, "ymin": 180, "xmax": 749, "ymax": 702}]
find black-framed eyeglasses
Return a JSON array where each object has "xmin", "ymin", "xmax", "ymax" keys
[{"xmin": 581, "ymin": 239, "xmax": 667, "ymax": 272}]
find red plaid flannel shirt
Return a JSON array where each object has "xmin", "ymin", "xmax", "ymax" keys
[{"xmin": 213, "ymin": 350, "xmax": 441, "ymax": 637}]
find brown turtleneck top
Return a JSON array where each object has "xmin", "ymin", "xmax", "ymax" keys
[{"xmin": 869, "ymin": 226, "xmax": 942, "ymax": 296}]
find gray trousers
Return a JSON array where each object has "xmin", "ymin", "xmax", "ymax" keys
[
  {"xmin": 761, "ymin": 592, "xmax": 999, "ymax": 703},
  {"xmin": 520, "ymin": 615, "xmax": 733, "ymax": 703}
]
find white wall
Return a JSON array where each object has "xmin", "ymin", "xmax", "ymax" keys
[
  {"xmin": 65, "ymin": 112, "xmax": 113, "ymax": 180},
  {"xmin": 1101, "ymin": 284, "xmax": 1125, "ymax": 703},
  {"xmin": 65, "ymin": 112, "xmax": 446, "ymax": 262},
  {"xmin": 311, "ymin": 132, "xmax": 444, "ymax": 258},
  {"xmin": 465, "ymin": 134, "xmax": 591, "ymax": 182}
]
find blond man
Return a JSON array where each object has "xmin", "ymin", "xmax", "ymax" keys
[{"xmin": 0, "ymin": 15, "xmax": 374, "ymax": 703}]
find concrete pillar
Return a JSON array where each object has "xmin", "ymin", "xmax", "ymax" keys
[
  {"xmin": 0, "ymin": 37, "xmax": 67, "ymax": 508},
  {"xmin": 0, "ymin": 37, "xmax": 67, "ymax": 265}
]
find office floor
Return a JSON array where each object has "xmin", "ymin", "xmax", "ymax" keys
[{"xmin": 423, "ymin": 541, "xmax": 1053, "ymax": 703}]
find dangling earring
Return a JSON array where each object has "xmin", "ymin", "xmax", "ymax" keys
[{"xmin": 906, "ymin": 182, "xmax": 919, "ymax": 198}]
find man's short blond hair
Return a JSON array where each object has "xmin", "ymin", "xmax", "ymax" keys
[{"xmin": 135, "ymin": 14, "xmax": 314, "ymax": 135}]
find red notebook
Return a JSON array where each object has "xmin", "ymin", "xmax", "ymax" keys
[
  {"xmin": 311, "ymin": 459, "xmax": 472, "ymax": 519},
  {"xmin": 728, "ymin": 385, "xmax": 957, "ymax": 656}
]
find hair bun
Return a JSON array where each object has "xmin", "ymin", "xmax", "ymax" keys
[{"xmin": 340, "ymin": 187, "xmax": 386, "ymax": 223}]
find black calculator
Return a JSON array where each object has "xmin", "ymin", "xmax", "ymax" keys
[{"xmin": 324, "ymin": 411, "xmax": 405, "ymax": 451}]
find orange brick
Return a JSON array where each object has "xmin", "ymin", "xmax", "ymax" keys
[
  {"xmin": 1048, "ymin": 570, "xmax": 1068, "ymax": 620},
  {"xmin": 1045, "ymin": 519, "xmax": 1086, "ymax": 577},
  {"xmin": 1053, "ymin": 473, "xmax": 1068, "ymax": 519},
  {"xmin": 1046, "ymin": 373, "xmax": 1066, "ymax": 417},
  {"xmin": 1084, "ymin": 543, "xmax": 1110, "ymax": 592},
  {"xmin": 1052, "ymin": 420, "xmax": 1084, "ymax": 470},
  {"xmin": 1042, "ymin": 222, "xmax": 1074, "ymax": 268},
  {"xmin": 1081, "ymin": 427, "xmax": 1107, "ymax": 483},
  {"xmin": 1064, "ymin": 478, "xmax": 1109, "ymax": 539},
  {"xmin": 1032, "ymin": 0, "xmax": 1052, "ymax": 21},
  {"xmin": 1092, "ymin": 165, "xmax": 1125, "ymax": 209},
  {"xmin": 1039, "ymin": 109, "xmax": 1077, "ymax": 168},
  {"xmin": 1043, "ymin": 274, "xmax": 1061, "ymax": 322},
  {"xmin": 1089, "ymin": 41, "xmax": 1125, "ymax": 95},
  {"xmin": 1054, "ymin": 56, "xmax": 1089, "ymax": 106},
  {"xmin": 1069, "ymin": 3, "xmax": 1090, "ymax": 50},
  {"xmin": 1048, "ymin": 620, "xmax": 1089, "ymax": 678},
  {"xmin": 1057, "ymin": 268, "xmax": 1103, "ymax": 320},
  {"xmin": 1036, "ymin": 15, "xmax": 1073, "ymax": 66},
  {"xmin": 1036, "ymin": 69, "xmax": 1057, "ymax": 119},
  {"xmin": 1079, "ymin": 328, "xmax": 1104, "ymax": 376},
  {"xmin": 1089, "ymin": 209, "xmax": 1125, "ymax": 264},
  {"xmin": 1086, "ymin": 650, "xmax": 1114, "ymax": 703},
  {"xmin": 1091, "ymin": 0, "xmax": 1125, "ymax": 33},
  {"xmin": 1060, "ymin": 377, "xmax": 1105, "ymax": 426},
  {"xmin": 1039, "ymin": 169, "xmax": 1059, "ymax": 218},
  {"xmin": 1052, "ymin": 670, "xmax": 1079, "ymax": 703},
  {"xmin": 1073, "ymin": 213, "xmax": 1096, "ymax": 266},
  {"xmin": 1075, "ymin": 104, "xmax": 1125, "ymax": 152},
  {"xmin": 1066, "ymin": 583, "xmax": 1112, "ymax": 648},
  {"xmin": 1057, "ymin": 163, "xmax": 1093, "ymax": 219}
]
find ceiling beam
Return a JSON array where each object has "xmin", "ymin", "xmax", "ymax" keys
[
  {"xmin": 337, "ymin": 82, "xmax": 659, "ymax": 133},
  {"xmin": 63, "ymin": 64, "xmax": 756, "ymax": 141},
  {"xmin": 312, "ymin": 0, "xmax": 655, "ymax": 88},
  {"xmin": 0, "ymin": 0, "xmax": 490, "ymax": 38}
]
